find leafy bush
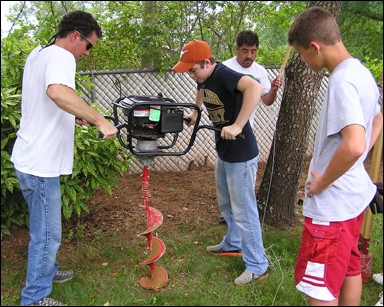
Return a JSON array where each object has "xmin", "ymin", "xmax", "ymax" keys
[
  {"xmin": 1, "ymin": 35, "xmax": 34, "ymax": 239},
  {"xmin": 1, "ymin": 87, "xmax": 27, "ymax": 238},
  {"xmin": 61, "ymin": 114, "xmax": 132, "ymax": 220}
]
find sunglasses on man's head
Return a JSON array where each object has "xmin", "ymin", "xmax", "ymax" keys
[{"xmin": 73, "ymin": 30, "xmax": 93, "ymax": 51}]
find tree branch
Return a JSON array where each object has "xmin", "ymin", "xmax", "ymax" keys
[{"xmin": 9, "ymin": 1, "xmax": 26, "ymax": 35}]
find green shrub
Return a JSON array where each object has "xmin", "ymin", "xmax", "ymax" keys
[
  {"xmin": 61, "ymin": 115, "xmax": 132, "ymax": 220},
  {"xmin": 1, "ymin": 35, "xmax": 33, "ymax": 240},
  {"xmin": 1, "ymin": 87, "xmax": 27, "ymax": 238}
]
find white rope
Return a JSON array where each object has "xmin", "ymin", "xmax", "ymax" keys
[{"xmin": 264, "ymin": 244, "xmax": 285, "ymax": 306}]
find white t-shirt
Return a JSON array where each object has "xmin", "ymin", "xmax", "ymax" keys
[
  {"xmin": 304, "ymin": 58, "xmax": 381, "ymax": 222},
  {"xmin": 222, "ymin": 56, "xmax": 271, "ymax": 123},
  {"xmin": 11, "ymin": 45, "xmax": 77, "ymax": 177}
]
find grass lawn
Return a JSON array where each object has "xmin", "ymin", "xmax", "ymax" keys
[{"xmin": 1, "ymin": 212, "xmax": 382, "ymax": 306}]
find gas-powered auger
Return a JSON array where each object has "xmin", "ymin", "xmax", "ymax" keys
[
  {"xmin": 103, "ymin": 91, "xmax": 246, "ymax": 289},
  {"xmin": 103, "ymin": 92, "xmax": 232, "ymax": 290}
]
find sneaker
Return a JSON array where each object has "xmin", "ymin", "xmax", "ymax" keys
[
  {"xmin": 375, "ymin": 291, "xmax": 383, "ymax": 306},
  {"xmin": 218, "ymin": 215, "xmax": 227, "ymax": 224},
  {"xmin": 206, "ymin": 244, "xmax": 242, "ymax": 257},
  {"xmin": 52, "ymin": 270, "xmax": 74, "ymax": 284},
  {"xmin": 234, "ymin": 270, "xmax": 268, "ymax": 286},
  {"xmin": 373, "ymin": 273, "xmax": 383, "ymax": 286},
  {"xmin": 30, "ymin": 297, "xmax": 67, "ymax": 306}
]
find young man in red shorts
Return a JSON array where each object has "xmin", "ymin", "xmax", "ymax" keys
[{"xmin": 288, "ymin": 7, "xmax": 383, "ymax": 306}]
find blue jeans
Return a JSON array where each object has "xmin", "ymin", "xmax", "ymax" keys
[
  {"xmin": 215, "ymin": 156, "xmax": 268, "ymax": 275},
  {"xmin": 15, "ymin": 170, "xmax": 62, "ymax": 306}
]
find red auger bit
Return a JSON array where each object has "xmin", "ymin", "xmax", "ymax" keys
[{"xmin": 138, "ymin": 166, "xmax": 168, "ymax": 290}]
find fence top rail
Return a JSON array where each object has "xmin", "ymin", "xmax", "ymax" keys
[
  {"xmin": 79, "ymin": 66, "xmax": 282, "ymax": 76},
  {"xmin": 79, "ymin": 68, "xmax": 160, "ymax": 76}
]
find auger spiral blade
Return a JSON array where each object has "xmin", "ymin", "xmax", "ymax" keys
[
  {"xmin": 139, "ymin": 207, "xmax": 163, "ymax": 236},
  {"xmin": 138, "ymin": 236, "xmax": 166, "ymax": 265},
  {"xmin": 138, "ymin": 166, "xmax": 168, "ymax": 290},
  {"xmin": 139, "ymin": 263, "xmax": 169, "ymax": 290}
]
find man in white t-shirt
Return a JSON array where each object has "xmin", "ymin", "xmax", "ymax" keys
[
  {"xmin": 219, "ymin": 30, "xmax": 283, "ymax": 225},
  {"xmin": 11, "ymin": 11, "xmax": 117, "ymax": 306},
  {"xmin": 223, "ymin": 30, "xmax": 283, "ymax": 124}
]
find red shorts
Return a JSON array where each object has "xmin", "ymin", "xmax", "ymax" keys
[{"xmin": 294, "ymin": 212, "xmax": 364, "ymax": 301}]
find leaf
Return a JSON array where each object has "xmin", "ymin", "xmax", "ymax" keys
[
  {"xmin": 76, "ymin": 143, "xmax": 85, "ymax": 150},
  {"xmin": 1, "ymin": 225, "xmax": 11, "ymax": 236},
  {"xmin": 1, "ymin": 137, "xmax": 9, "ymax": 150},
  {"xmin": 87, "ymin": 163, "xmax": 97, "ymax": 177},
  {"xmin": 75, "ymin": 202, "xmax": 81, "ymax": 217},
  {"xmin": 106, "ymin": 185, "xmax": 112, "ymax": 197},
  {"xmin": 91, "ymin": 176, "xmax": 96, "ymax": 190},
  {"xmin": 62, "ymin": 203, "xmax": 72, "ymax": 220},
  {"xmin": 4, "ymin": 177, "xmax": 18, "ymax": 193},
  {"xmin": 65, "ymin": 184, "xmax": 77, "ymax": 203},
  {"xmin": 79, "ymin": 200, "xmax": 90, "ymax": 214},
  {"xmin": 87, "ymin": 151, "xmax": 100, "ymax": 157},
  {"xmin": 9, "ymin": 217, "xmax": 22, "ymax": 226}
]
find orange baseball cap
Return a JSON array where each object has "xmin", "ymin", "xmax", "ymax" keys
[{"xmin": 172, "ymin": 40, "xmax": 212, "ymax": 73}]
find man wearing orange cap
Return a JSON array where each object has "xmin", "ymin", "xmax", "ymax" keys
[{"xmin": 172, "ymin": 40, "xmax": 269, "ymax": 285}]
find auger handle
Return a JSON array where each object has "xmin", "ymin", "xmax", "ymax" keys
[
  {"xmin": 76, "ymin": 116, "xmax": 117, "ymax": 139},
  {"xmin": 91, "ymin": 116, "xmax": 120, "ymax": 139},
  {"xmin": 183, "ymin": 118, "xmax": 245, "ymax": 139},
  {"xmin": 198, "ymin": 125, "xmax": 245, "ymax": 139}
]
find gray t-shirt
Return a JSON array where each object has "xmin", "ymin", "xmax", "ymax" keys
[{"xmin": 303, "ymin": 58, "xmax": 381, "ymax": 222}]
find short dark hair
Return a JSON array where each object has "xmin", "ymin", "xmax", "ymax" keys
[
  {"xmin": 56, "ymin": 10, "xmax": 102, "ymax": 39},
  {"xmin": 236, "ymin": 30, "xmax": 259, "ymax": 48},
  {"xmin": 196, "ymin": 58, "xmax": 216, "ymax": 68},
  {"xmin": 288, "ymin": 7, "xmax": 341, "ymax": 49}
]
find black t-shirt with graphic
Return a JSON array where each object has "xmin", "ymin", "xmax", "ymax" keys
[{"xmin": 197, "ymin": 62, "xmax": 258, "ymax": 162}]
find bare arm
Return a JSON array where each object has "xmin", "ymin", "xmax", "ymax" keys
[
  {"xmin": 185, "ymin": 89, "xmax": 203, "ymax": 127},
  {"xmin": 306, "ymin": 124, "xmax": 366, "ymax": 197},
  {"xmin": 46, "ymin": 84, "xmax": 117, "ymax": 139},
  {"xmin": 368, "ymin": 110, "xmax": 383, "ymax": 151},
  {"xmin": 221, "ymin": 75, "xmax": 263, "ymax": 139},
  {"xmin": 261, "ymin": 76, "xmax": 283, "ymax": 106}
]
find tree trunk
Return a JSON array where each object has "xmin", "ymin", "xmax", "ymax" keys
[
  {"xmin": 256, "ymin": 1, "xmax": 342, "ymax": 229},
  {"xmin": 141, "ymin": 1, "xmax": 156, "ymax": 69}
]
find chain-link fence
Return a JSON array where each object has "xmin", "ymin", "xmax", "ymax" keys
[{"xmin": 78, "ymin": 68, "xmax": 381, "ymax": 173}]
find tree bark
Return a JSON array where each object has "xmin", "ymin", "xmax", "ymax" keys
[
  {"xmin": 141, "ymin": 1, "xmax": 156, "ymax": 69},
  {"xmin": 256, "ymin": 1, "xmax": 342, "ymax": 229}
]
